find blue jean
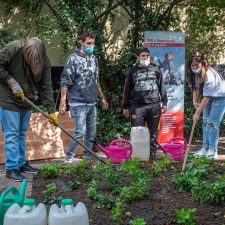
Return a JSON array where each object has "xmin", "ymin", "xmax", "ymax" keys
[
  {"xmin": 66, "ymin": 105, "xmax": 97, "ymax": 160},
  {"xmin": 203, "ymin": 97, "xmax": 225, "ymax": 150},
  {"xmin": 0, "ymin": 108, "xmax": 32, "ymax": 171}
]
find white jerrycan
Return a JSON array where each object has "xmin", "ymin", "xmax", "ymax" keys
[
  {"xmin": 48, "ymin": 199, "xmax": 89, "ymax": 225},
  {"xmin": 3, "ymin": 199, "xmax": 47, "ymax": 225},
  {"xmin": 130, "ymin": 126, "xmax": 150, "ymax": 161}
]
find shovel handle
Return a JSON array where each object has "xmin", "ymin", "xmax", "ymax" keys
[{"xmin": 24, "ymin": 97, "xmax": 109, "ymax": 166}]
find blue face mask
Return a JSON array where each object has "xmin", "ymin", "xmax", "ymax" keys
[{"xmin": 84, "ymin": 45, "xmax": 94, "ymax": 54}]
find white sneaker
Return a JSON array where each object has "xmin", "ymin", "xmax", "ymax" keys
[
  {"xmin": 205, "ymin": 149, "xmax": 217, "ymax": 160},
  {"xmin": 64, "ymin": 159, "xmax": 73, "ymax": 163},
  {"xmin": 193, "ymin": 148, "xmax": 207, "ymax": 158}
]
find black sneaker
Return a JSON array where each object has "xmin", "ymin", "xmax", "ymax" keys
[
  {"xmin": 19, "ymin": 162, "xmax": 40, "ymax": 174},
  {"xmin": 6, "ymin": 169, "xmax": 26, "ymax": 182}
]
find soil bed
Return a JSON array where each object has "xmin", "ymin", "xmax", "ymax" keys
[{"xmin": 31, "ymin": 159, "xmax": 225, "ymax": 225}]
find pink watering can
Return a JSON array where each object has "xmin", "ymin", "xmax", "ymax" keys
[
  {"xmin": 92, "ymin": 140, "xmax": 132, "ymax": 164},
  {"xmin": 151, "ymin": 137, "xmax": 187, "ymax": 161}
]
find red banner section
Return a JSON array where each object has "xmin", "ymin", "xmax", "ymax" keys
[
  {"xmin": 158, "ymin": 110, "xmax": 184, "ymax": 143},
  {"xmin": 145, "ymin": 43, "xmax": 185, "ymax": 47}
]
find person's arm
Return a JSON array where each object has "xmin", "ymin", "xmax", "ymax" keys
[
  {"xmin": 122, "ymin": 69, "xmax": 134, "ymax": 118},
  {"xmin": 97, "ymin": 83, "xmax": 108, "ymax": 109},
  {"xmin": 193, "ymin": 96, "xmax": 209, "ymax": 123},
  {"xmin": 158, "ymin": 68, "xmax": 168, "ymax": 114},
  {"xmin": 192, "ymin": 87, "xmax": 200, "ymax": 109},
  {"xmin": 59, "ymin": 89, "xmax": 68, "ymax": 115},
  {"xmin": 59, "ymin": 55, "xmax": 76, "ymax": 115}
]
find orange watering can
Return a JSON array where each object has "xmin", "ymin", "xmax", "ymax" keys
[
  {"xmin": 151, "ymin": 137, "xmax": 187, "ymax": 161},
  {"xmin": 92, "ymin": 140, "xmax": 132, "ymax": 164}
]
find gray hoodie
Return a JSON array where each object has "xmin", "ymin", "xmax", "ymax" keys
[{"xmin": 60, "ymin": 48, "xmax": 99, "ymax": 103}]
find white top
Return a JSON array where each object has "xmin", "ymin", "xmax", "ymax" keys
[{"xmin": 203, "ymin": 68, "xmax": 225, "ymax": 97}]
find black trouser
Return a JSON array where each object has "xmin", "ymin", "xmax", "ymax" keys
[{"xmin": 131, "ymin": 103, "xmax": 161, "ymax": 157}]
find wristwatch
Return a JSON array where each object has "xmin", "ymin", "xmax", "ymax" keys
[{"xmin": 101, "ymin": 96, "xmax": 105, "ymax": 99}]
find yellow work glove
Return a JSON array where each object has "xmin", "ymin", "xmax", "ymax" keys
[
  {"xmin": 48, "ymin": 113, "xmax": 59, "ymax": 128},
  {"xmin": 11, "ymin": 82, "xmax": 25, "ymax": 101}
]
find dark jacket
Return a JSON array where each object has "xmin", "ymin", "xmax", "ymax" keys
[
  {"xmin": 60, "ymin": 48, "xmax": 99, "ymax": 104},
  {"xmin": 122, "ymin": 63, "xmax": 168, "ymax": 109},
  {"xmin": 0, "ymin": 39, "xmax": 55, "ymax": 113}
]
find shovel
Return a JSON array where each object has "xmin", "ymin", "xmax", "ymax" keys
[{"xmin": 24, "ymin": 97, "xmax": 109, "ymax": 166}]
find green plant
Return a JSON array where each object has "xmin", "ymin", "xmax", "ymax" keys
[
  {"xmin": 41, "ymin": 162, "xmax": 62, "ymax": 178},
  {"xmin": 42, "ymin": 183, "xmax": 57, "ymax": 194},
  {"xmin": 192, "ymin": 155, "xmax": 214, "ymax": 167},
  {"xmin": 214, "ymin": 211, "xmax": 221, "ymax": 217},
  {"xmin": 119, "ymin": 178, "xmax": 151, "ymax": 203},
  {"xmin": 43, "ymin": 195, "xmax": 62, "ymax": 204},
  {"xmin": 110, "ymin": 199, "xmax": 126, "ymax": 225},
  {"xmin": 62, "ymin": 164, "xmax": 76, "ymax": 175},
  {"xmin": 87, "ymin": 187, "xmax": 103, "ymax": 201},
  {"xmin": 69, "ymin": 181, "xmax": 82, "ymax": 190},
  {"xmin": 175, "ymin": 208, "xmax": 197, "ymax": 225},
  {"xmin": 171, "ymin": 163, "xmax": 208, "ymax": 192},
  {"xmin": 151, "ymin": 154, "xmax": 174, "ymax": 173},
  {"xmin": 97, "ymin": 197, "xmax": 115, "ymax": 209},
  {"xmin": 129, "ymin": 218, "xmax": 146, "ymax": 225}
]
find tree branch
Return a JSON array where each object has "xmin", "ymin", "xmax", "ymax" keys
[
  {"xmin": 95, "ymin": 0, "xmax": 126, "ymax": 21},
  {"xmin": 26, "ymin": 0, "xmax": 43, "ymax": 38},
  {"xmin": 152, "ymin": 0, "xmax": 185, "ymax": 30},
  {"xmin": 43, "ymin": 0, "xmax": 74, "ymax": 38},
  {"xmin": 165, "ymin": 5, "xmax": 173, "ymax": 30}
]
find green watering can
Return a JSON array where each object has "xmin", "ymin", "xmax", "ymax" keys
[{"xmin": 0, "ymin": 179, "xmax": 27, "ymax": 225}]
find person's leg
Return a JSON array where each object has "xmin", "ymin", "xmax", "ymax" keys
[
  {"xmin": 65, "ymin": 105, "xmax": 87, "ymax": 161},
  {"xmin": 83, "ymin": 105, "xmax": 97, "ymax": 160},
  {"xmin": 0, "ymin": 109, "xmax": 20, "ymax": 170},
  {"xmin": 130, "ymin": 105, "xmax": 145, "ymax": 127},
  {"xmin": 145, "ymin": 103, "xmax": 161, "ymax": 159},
  {"xmin": 202, "ymin": 99, "xmax": 211, "ymax": 150},
  {"xmin": 205, "ymin": 97, "xmax": 225, "ymax": 159},
  {"xmin": 194, "ymin": 99, "xmax": 211, "ymax": 157},
  {"xmin": 18, "ymin": 110, "xmax": 32, "ymax": 167}
]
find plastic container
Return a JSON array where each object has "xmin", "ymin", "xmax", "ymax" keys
[
  {"xmin": 48, "ymin": 199, "xmax": 89, "ymax": 225},
  {"xmin": 3, "ymin": 199, "xmax": 47, "ymax": 225},
  {"xmin": 0, "ymin": 179, "xmax": 27, "ymax": 225},
  {"xmin": 130, "ymin": 126, "xmax": 150, "ymax": 161}
]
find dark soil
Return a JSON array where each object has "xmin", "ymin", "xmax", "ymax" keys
[{"xmin": 31, "ymin": 159, "xmax": 225, "ymax": 225}]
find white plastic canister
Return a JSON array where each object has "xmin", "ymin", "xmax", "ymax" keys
[
  {"xmin": 3, "ymin": 199, "xmax": 47, "ymax": 225},
  {"xmin": 48, "ymin": 199, "xmax": 89, "ymax": 225},
  {"xmin": 130, "ymin": 126, "xmax": 150, "ymax": 161}
]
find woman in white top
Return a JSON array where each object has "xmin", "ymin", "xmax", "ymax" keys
[{"xmin": 187, "ymin": 52, "xmax": 225, "ymax": 159}]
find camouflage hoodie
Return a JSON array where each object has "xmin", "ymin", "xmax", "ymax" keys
[{"xmin": 60, "ymin": 48, "xmax": 99, "ymax": 104}]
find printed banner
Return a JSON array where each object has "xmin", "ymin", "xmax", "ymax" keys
[{"xmin": 144, "ymin": 31, "xmax": 185, "ymax": 144}]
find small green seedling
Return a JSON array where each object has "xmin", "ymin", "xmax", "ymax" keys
[
  {"xmin": 129, "ymin": 218, "xmax": 146, "ymax": 225},
  {"xmin": 42, "ymin": 183, "xmax": 57, "ymax": 194},
  {"xmin": 175, "ymin": 208, "xmax": 197, "ymax": 225}
]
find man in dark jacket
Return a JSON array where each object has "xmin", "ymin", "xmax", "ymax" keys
[
  {"xmin": 0, "ymin": 38, "xmax": 58, "ymax": 181},
  {"xmin": 122, "ymin": 47, "xmax": 168, "ymax": 159},
  {"xmin": 59, "ymin": 31, "xmax": 108, "ymax": 163}
]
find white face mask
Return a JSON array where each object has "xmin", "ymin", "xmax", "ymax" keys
[
  {"xmin": 191, "ymin": 66, "xmax": 202, "ymax": 74},
  {"xmin": 140, "ymin": 59, "xmax": 150, "ymax": 67}
]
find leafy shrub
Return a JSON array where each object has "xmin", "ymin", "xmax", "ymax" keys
[{"xmin": 41, "ymin": 162, "xmax": 62, "ymax": 178}]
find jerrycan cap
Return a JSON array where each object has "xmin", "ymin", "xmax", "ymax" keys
[
  {"xmin": 61, "ymin": 199, "xmax": 73, "ymax": 206},
  {"xmin": 23, "ymin": 199, "xmax": 36, "ymax": 206}
]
